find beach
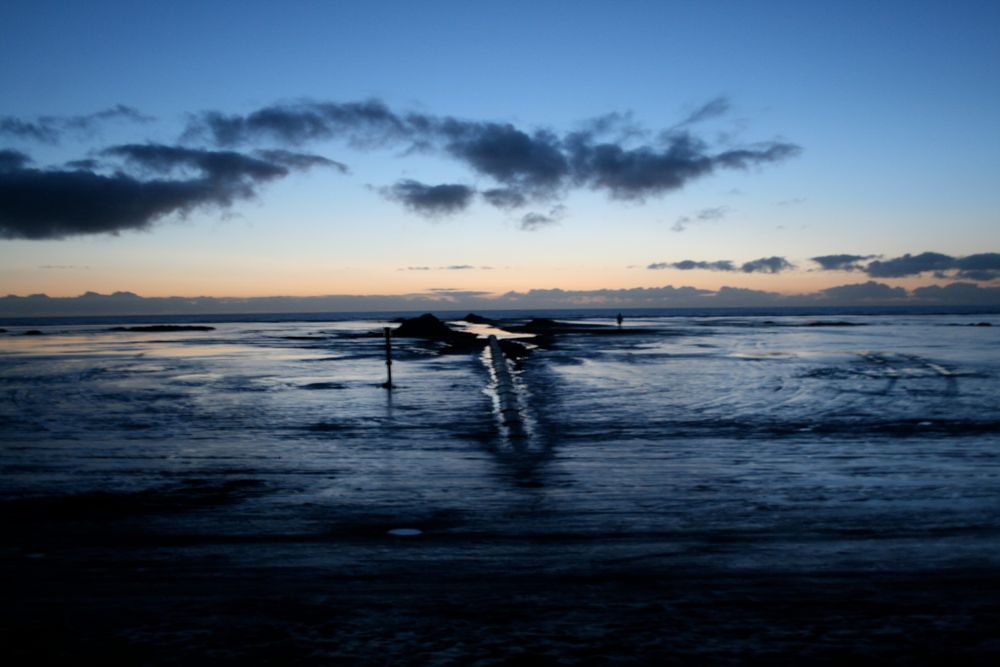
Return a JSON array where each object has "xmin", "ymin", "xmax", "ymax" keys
[{"xmin": 2, "ymin": 311, "xmax": 999, "ymax": 663}]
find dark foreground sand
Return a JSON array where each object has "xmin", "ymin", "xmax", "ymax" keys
[{"xmin": 4, "ymin": 525, "xmax": 999, "ymax": 665}]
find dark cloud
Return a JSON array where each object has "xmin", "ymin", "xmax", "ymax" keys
[
  {"xmin": 740, "ymin": 256, "xmax": 794, "ymax": 274},
  {"xmin": 675, "ymin": 96, "xmax": 731, "ymax": 127},
  {"xmin": 911, "ymin": 282, "xmax": 1000, "ymax": 305},
  {"xmin": 672, "ymin": 205, "xmax": 728, "ymax": 232},
  {"xmin": 696, "ymin": 206, "xmax": 728, "ymax": 220},
  {"xmin": 186, "ymin": 98, "xmax": 801, "ymax": 214},
  {"xmin": 441, "ymin": 114, "xmax": 795, "ymax": 203},
  {"xmin": 443, "ymin": 123, "xmax": 569, "ymax": 196},
  {"xmin": 0, "ymin": 118, "xmax": 57, "ymax": 143},
  {"xmin": 647, "ymin": 256, "xmax": 792, "ymax": 273},
  {"xmin": 0, "ymin": 105, "xmax": 153, "ymax": 144},
  {"xmin": 713, "ymin": 286, "xmax": 784, "ymax": 305},
  {"xmin": 62, "ymin": 105, "xmax": 154, "ymax": 130},
  {"xmin": 649, "ymin": 260, "xmax": 736, "ymax": 271},
  {"xmin": 577, "ymin": 111, "xmax": 647, "ymax": 143},
  {"xmin": 809, "ymin": 252, "xmax": 1000, "ymax": 282},
  {"xmin": 818, "ymin": 281, "xmax": 908, "ymax": 302},
  {"xmin": 103, "ymin": 143, "xmax": 338, "ymax": 185},
  {"xmin": 1, "ymin": 99, "xmax": 803, "ymax": 233},
  {"xmin": 811, "ymin": 254, "xmax": 874, "ymax": 271},
  {"xmin": 185, "ymin": 99, "xmax": 407, "ymax": 147},
  {"xmin": 519, "ymin": 204, "xmax": 565, "ymax": 232},
  {"xmin": 64, "ymin": 158, "xmax": 101, "ymax": 171},
  {"xmin": 481, "ymin": 187, "xmax": 528, "ymax": 210},
  {"xmin": 105, "ymin": 145, "xmax": 345, "ymax": 180},
  {"xmin": 691, "ymin": 259, "xmax": 737, "ymax": 271},
  {"xmin": 520, "ymin": 213, "xmax": 554, "ymax": 231},
  {"xmin": 567, "ymin": 133, "xmax": 799, "ymax": 201},
  {"xmin": 0, "ymin": 145, "xmax": 338, "ymax": 240},
  {"xmin": 715, "ymin": 143, "xmax": 802, "ymax": 169},
  {"xmin": 252, "ymin": 149, "xmax": 348, "ymax": 173},
  {"xmin": 381, "ymin": 180, "xmax": 475, "ymax": 217},
  {"xmin": 400, "ymin": 265, "xmax": 493, "ymax": 271},
  {"xmin": 865, "ymin": 252, "xmax": 955, "ymax": 278},
  {"xmin": 0, "ymin": 149, "xmax": 31, "ymax": 171},
  {"xmin": 1, "ymin": 168, "xmax": 230, "ymax": 240},
  {"xmin": 104, "ymin": 143, "xmax": 290, "ymax": 182},
  {"xmin": 954, "ymin": 270, "xmax": 998, "ymax": 281},
  {"xmin": 954, "ymin": 253, "xmax": 1000, "ymax": 282},
  {"xmin": 565, "ymin": 132, "xmax": 711, "ymax": 200},
  {"xmin": 400, "ymin": 265, "xmax": 492, "ymax": 271},
  {"xmin": 648, "ymin": 252, "xmax": 1000, "ymax": 282}
]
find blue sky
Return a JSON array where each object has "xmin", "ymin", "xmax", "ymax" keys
[{"xmin": 1, "ymin": 0, "xmax": 998, "ymax": 310}]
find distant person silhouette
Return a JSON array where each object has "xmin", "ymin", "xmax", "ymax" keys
[{"xmin": 616, "ymin": 313, "xmax": 623, "ymax": 329}]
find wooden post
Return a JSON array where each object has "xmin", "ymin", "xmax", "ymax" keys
[{"xmin": 382, "ymin": 326, "xmax": 393, "ymax": 389}]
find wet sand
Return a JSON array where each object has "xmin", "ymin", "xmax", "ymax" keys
[
  {"xmin": 4, "ymin": 506, "xmax": 1000, "ymax": 665},
  {"xmin": 3, "ymin": 315, "xmax": 999, "ymax": 663}
]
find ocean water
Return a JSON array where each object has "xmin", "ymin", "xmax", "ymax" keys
[{"xmin": 2, "ymin": 309, "xmax": 999, "ymax": 660}]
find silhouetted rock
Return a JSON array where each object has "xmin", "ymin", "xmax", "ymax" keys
[
  {"xmin": 109, "ymin": 325, "xmax": 216, "ymax": 332},
  {"xmin": 526, "ymin": 317, "xmax": 559, "ymax": 329},
  {"xmin": 973, "ymin": 322, "xmax": 992, "ymax": 327},
  {"xmin": 463, "ymin": 313, "xmax": 497, "ymax": 325},
  {"xmin": 22, "ymin": 330, "xmax": 43, "ymax": 336},
  {"xmin": 392, "ymin": 313, "xmax": 483, "ymax": 353},
  {"xmin": 0, "ymin": 329, "xmax": 6, "ymax": 333},
  {"xmin": 393, "ymin": 314, "xmax": 457, "ymax": 338}
]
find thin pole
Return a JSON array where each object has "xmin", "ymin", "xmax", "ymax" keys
[{"xmin": 383, "ymin": 326, "xmax": 393, "ymax": 389}]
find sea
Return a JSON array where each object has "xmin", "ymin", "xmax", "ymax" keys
[{"xmin": 2, "ymin": 306, "xmax": 999, "ymax": 661}]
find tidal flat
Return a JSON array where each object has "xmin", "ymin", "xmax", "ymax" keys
[{"xmin": 2, "ymin": 312, "xmax": 999, "ymax": 663}]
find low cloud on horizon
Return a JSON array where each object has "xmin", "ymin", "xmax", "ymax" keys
[
  {"xmin": 641, "ymin": 252, "xmax": 1000, "ymax": 284},
  {"xmin": 3, "ymin": 279, "xmax": 999, "ymax": 318}
]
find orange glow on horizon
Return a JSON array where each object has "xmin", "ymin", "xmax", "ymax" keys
[{"xmin": 1, "ymin": 265, "xmax": 964, "ymax": 300}]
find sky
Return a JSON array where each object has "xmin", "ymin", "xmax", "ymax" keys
[{"xmin": 1, "ymin": 0, "xmax": 999, "ymax": 313}]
